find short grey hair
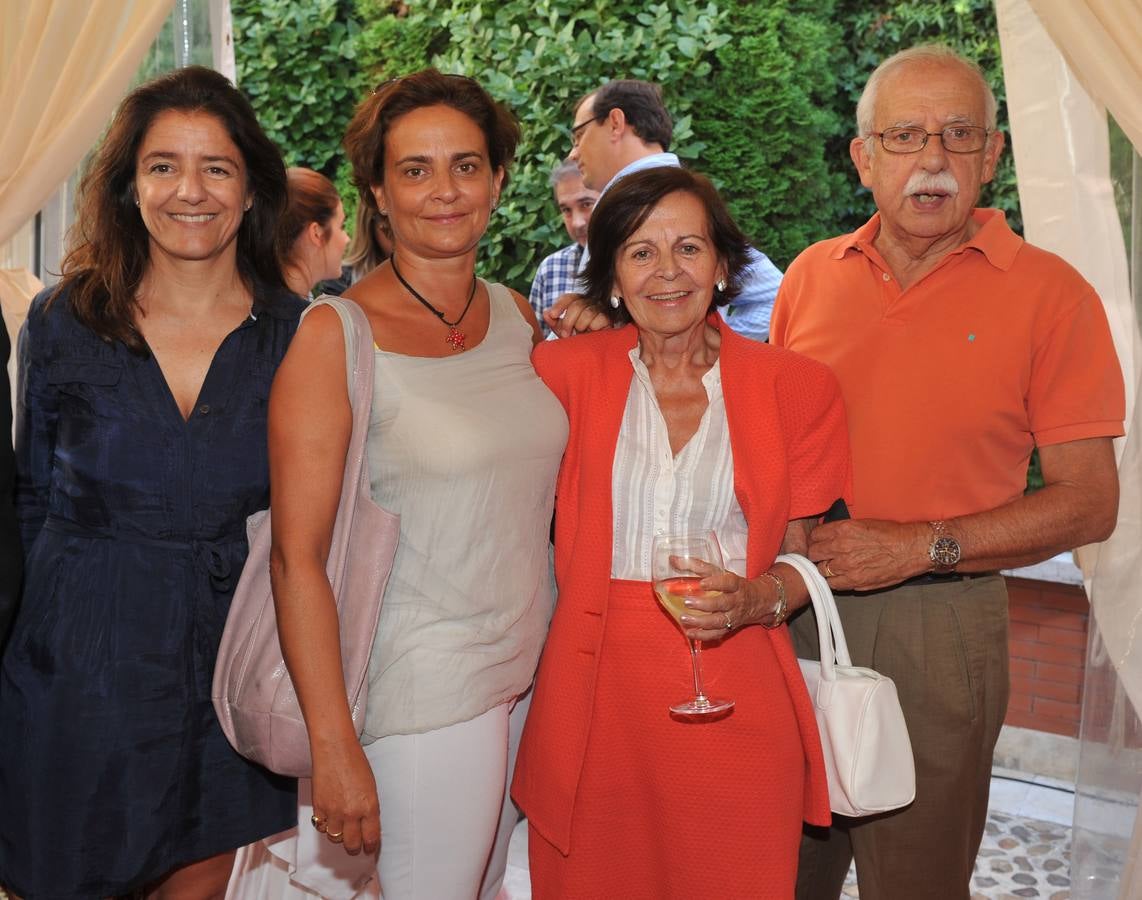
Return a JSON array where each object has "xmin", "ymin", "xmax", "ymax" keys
[
  {"xmin": 549, "ymin": 159, "xmax": 582, "ymax": 189},
  {"xmin": 855, "ymin": 44, "xmax": 998, "ymax": 137}
]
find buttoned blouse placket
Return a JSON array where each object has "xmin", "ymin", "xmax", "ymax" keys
[
  {"xmin": 143, "ymin": 311, "xmax": 266, "ymax": 692},
  {"xmin": 611, "ymin": 349, "xmax": 747, "ymax": 580}
]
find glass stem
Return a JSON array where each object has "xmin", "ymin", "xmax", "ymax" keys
[{"xmin": 688, "ymin": 638, "xmax": 710, "ymax": 705}]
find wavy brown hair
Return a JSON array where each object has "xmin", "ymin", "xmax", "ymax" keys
[{"xmin": 55, "ymin": 65, "xmax": 287, "ymax": 353}]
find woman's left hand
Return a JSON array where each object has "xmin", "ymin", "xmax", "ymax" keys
[{"xmin": 678, "ymin": 569, "xmax": 775, "ymax": 641}]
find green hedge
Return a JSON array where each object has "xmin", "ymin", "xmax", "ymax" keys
[
  {"xmin": 689, "ymin": 0, "xmax": 850, "ymax": 269},
  {"xmin": 233, "ymin": 0, "xmax": 1023, "ymax": 289},
  {"xmin": 232, "ymin": 0, "xmax": 364, "ymax": 190}
]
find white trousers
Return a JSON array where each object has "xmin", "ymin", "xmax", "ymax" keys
[{"xmin": 227, "ymin": 694, "xmax": 529, "ymax": 900}]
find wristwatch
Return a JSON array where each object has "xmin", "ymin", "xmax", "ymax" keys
[{"xmin": 928, "ymin": 521, "xmax": 961, "ymax": 572}]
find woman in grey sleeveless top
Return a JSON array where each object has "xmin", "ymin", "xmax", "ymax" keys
[{"xmin": 246, "ymin": 70, "xmax": 567, "ymax": 900}]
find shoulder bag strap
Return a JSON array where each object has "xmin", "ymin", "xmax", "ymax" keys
[{"xmin": 303, "ymin": 294, "xmax": 377, "ymax": 596}]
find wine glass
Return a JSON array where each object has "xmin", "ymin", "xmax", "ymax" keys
[{"xmin": 651, "ymin": 531, "xmax": 735, "ymax": 716}]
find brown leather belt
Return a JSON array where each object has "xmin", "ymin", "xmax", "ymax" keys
[{"xmin": 904, "ymin": 571, "xmax": 998, "ymax": 587}]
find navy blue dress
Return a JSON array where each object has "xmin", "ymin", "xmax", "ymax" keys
[{"xmin": 0, "ymin": 284, "xmax": 304, "ymax": 898}]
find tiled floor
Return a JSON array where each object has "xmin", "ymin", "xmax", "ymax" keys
[{"xmin": 502, "ymin": 770, "xmax": 1079, "ymax": 900}]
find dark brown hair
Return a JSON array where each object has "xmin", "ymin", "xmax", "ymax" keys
[
  {"xmin": 579, "ymin": 80, "xmax": 673, "ymax": 151},
  {"xmin": 55, "ymin": 65, "xmax": 287, "ymax": 353},
  {"xmin": 278, "ymin": 167, "xmax": 341, "ymax": 258},
  {"xmin": 342, "ymin": 68, "xmax": 520, "ymax": 235},
  {"xmin": 581, "ymin": 167, "xmax": 750, "ymax": 325}
]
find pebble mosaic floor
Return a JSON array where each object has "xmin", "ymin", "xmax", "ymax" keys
[{"xmin": 839, "ymin": 809, "xmax": 1073, "ymax": 899}]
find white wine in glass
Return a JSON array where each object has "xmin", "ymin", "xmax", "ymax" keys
[{"xmin": 651, "ymin": 531, "xmax": 735, "ymax": 716}]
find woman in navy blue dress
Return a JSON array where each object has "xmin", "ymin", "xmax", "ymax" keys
[{"xmin": 0, "ymin": 67, "xmax": 300, "ymax": 898}]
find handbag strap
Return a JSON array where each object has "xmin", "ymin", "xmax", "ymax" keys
[
  {"xmin": 775, "ymin": 553, "xmax": 855, "ymax": 677},
  {"xmin": 305, "ymin": 294, "xmax": 375, "ymax": 437},
  {"xmin": 302, "ymin": 295, "xmax": 377, "ymax": 588}
]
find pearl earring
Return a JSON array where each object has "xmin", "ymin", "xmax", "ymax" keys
[
  {"xmin": 610, "ymin": 295, "xmax": 622, "ymax": 309},
  {"xmin": 716, "ymin": 279, "xmax": 726, "ymax": 292}
]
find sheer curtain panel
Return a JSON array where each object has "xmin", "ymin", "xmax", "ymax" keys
[
  {"xmin": 997, "ymin": 1, "xmax": 1142, "ymax": 897},
  {"xmin": 0, "ymin": 0, "xmax": 174, "ymax": 246}
]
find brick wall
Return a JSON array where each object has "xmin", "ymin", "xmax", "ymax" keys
[{"xmin": 1005, "ymin": 576, "xmax": 1088, "ymax": 737}]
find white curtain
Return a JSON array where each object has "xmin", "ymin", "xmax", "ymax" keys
[
  {"xmin": 209, "ymin": 0, "xmax": 236, "ymax": 82},
  {"xmin": 0, "ymin": 0, "xmax": 174, "ymax": 247},
  {"xmin": 1026, "ymin": 0, "xmax": 1142, "ymax": 153},
  {"xmin": 995, "ymin": 1, "xmax": 1141, "ymax": 897}
]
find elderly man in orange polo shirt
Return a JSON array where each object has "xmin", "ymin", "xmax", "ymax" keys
[{"xmin": 770, "ymin": 44, "xmax": 1124, "ymax": 900}]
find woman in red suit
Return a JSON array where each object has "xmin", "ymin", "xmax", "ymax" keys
[{"xmin": 512, "ymin": 167, "xmax": 850, "ymax": 899}]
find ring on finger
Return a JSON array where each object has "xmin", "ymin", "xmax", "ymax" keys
[
  {"xmin": 824, "ymin": 561, "xmax": 837, "ymax": 579},
  {"xmin": 327, "ymin": 830, "xmax": 344, "ymax": 842},
  {"xmin": 310, "ymin": 814, "xmax": 325, "ymax": 830},
  {"xmin": 723, "ymin": 611, "xmax": 733, "ymax": 631}
]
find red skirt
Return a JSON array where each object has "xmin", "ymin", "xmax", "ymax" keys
[{"xmin": 528, "ymin": 579, "xmax": 806, "ymax": 900}]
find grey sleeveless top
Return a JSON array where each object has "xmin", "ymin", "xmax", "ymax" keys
[{"xmin": 362, "ymin": 281, "xmax": 567, "ymax": 738}]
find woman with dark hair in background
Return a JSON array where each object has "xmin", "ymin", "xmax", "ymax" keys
[
  {"xmin": 280, "ymin": 167, "xmax": 350, "ymax": 300},
  {"xmin": 254, "ymin": 68, "xmax": 566, "ymax": 899},
  {"xmin": 0, "ymin": 66, "xmax": 301, "ymax": 899}
]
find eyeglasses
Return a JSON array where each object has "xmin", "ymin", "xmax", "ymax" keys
[
  {"xmin": 871, "ymin": 125, "xmax": 990, "ymax": 154},
  {"xmin": 570, "ymin": 116, "xmax": 601, "ymax": 149}
]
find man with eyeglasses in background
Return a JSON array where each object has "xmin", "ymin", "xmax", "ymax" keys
[
  {"xmin": 770, "ymin": 44, "xmax": 1124, "ymax": 900},
  {"xmin": 545, "ymin": 79, "xmax": 782, "ymax": 342}
]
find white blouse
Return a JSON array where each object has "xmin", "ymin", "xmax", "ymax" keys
[{"xmin": 611, "ymin": 347, "xmax": 749, "ymax": 580}]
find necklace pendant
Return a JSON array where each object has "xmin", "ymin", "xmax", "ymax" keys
[{"xmin": 445, "ymin": 327, "xmax": 467, "ymax": 351}]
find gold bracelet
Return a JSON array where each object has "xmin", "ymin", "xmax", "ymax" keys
[{"xmin": 760, "ymin": 570, "xmax": 787, "ymax": 629}]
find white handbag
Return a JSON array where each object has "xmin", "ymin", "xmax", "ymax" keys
[{"xmin": 775, "ymin": 553, "xmax": 916, "ymax": 818}]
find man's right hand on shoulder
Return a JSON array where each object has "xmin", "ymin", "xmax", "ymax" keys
[{"xmin": 544, "ymin": 292, "xmax": 615, "ymax": 339}]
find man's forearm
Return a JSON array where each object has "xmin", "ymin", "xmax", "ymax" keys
[
  {"xmin": 808, "ymin": 437, "xmax": 1118, "ymax": 591},
  {"xmin": 951, "ymin": 471, "xmax": 1117, "ymax": 572}
]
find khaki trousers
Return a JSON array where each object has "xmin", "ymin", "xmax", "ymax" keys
[{"xmin": 790, "ymin": 575, "xmax": 1010, "ymax": 900}]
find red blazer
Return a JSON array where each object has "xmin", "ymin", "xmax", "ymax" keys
[{"xmin": 512, "ymin": 316, "xmax": 849, "ymax": 854}]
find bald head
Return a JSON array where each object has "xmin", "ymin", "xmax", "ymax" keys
[{"xmin": 855, "ymin": 45, "xmax": 997, "ymax": 137}]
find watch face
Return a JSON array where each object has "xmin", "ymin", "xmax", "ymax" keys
[{"xmin": 932, "ymin": 535, "xmax": 961, "ymax": 567}]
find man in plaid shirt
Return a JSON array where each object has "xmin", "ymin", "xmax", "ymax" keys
[{"xmin": 529, "ymin": 160, "xmax": 599, "ymax": 337}]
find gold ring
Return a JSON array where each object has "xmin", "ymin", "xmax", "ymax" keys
[
  {"xmin": 310, "ymin": 814, "xmax": 325, "ymax": 830},
  {"xmin": 824, "ymin": 561, "xmax": 836, "ymax": 579},
  {"xmin": 723, "ymin": 612, "xmax": 733, "ymax": 631},
  {"xmin": 327, "ymin": 830, "xmax": 344, "ymax": 842}
]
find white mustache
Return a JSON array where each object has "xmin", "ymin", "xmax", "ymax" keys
[{"xmin": 904, "ymin": 172, "xmax": 960, "ymax": 196}]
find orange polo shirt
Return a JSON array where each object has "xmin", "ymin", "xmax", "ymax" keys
[{"xmin": 770, "ymin": 209, "xmax": 1124, "ymax": 523}]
